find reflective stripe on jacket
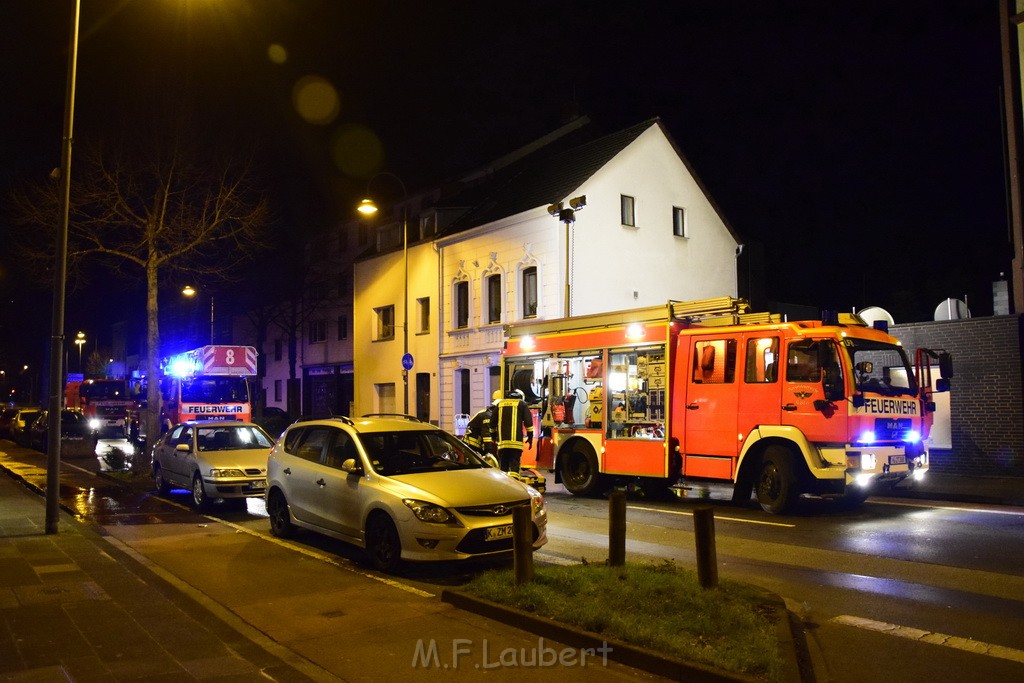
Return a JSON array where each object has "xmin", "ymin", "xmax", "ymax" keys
[
  {"xmin": 464, "ymin": 407, "xmax": 493, "ymax": 449},
  {"xmin": 490, "ymin": 398, "xmax": 533, "ymax": 451}
]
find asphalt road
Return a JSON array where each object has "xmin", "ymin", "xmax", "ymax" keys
[{"xmin": 54, "ymin": 443, "xmax": 1024, "ymax": 682}]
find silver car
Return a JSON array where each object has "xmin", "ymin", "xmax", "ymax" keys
[
  {"xmin": 152, "ymin": 421, "xmax": 275, "ymax": 509},
  {"xmin": 266, "ymin": 415, "xmax": 547, "ymax": 572}
]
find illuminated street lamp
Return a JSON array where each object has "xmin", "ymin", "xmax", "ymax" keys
[
  {"xmin": 182, "ymin": 285, "xmax": 214, "ymax": 344},
  {"xmin": 357, "ymin": 172, "xmax": 409, "ymax": 416},
  {"xmin": 74, "ymin": 331, "xmax": 86, "ymax": 372}
]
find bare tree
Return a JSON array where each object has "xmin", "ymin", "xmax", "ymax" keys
[{"xmin": 11, "ymin": 138, "xmax": 270, "ymax": 470}]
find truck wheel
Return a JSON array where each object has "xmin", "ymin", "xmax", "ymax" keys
[
  {"xmin": 560, "ymin": 442, "xmax": 604, "ymax": 496},
  {"xmin": 756, "ymin": 447, "xmax": 798, "ymax": 514}
]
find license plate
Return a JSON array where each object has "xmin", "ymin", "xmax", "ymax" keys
[
  {"xmin": 484, "ymin": 524, "xmax": 514, "ymax": 541},
  {"xmin": 889, "ymin": 455, "xmax": 906, "ymax": 465}
]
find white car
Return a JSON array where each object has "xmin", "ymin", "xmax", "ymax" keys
[
  {"xmin": 266, "ymin": 415, "xmax": 547, "ymax": 572},
  {"xmin": 151, "ymin": 421, "xmax": 275, "ymax": 509}
]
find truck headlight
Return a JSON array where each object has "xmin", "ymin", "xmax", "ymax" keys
[{"xmin": 88, "ymin": 418, "xmax": 101, "ymax": 431}]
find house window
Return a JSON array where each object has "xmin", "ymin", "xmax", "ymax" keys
[
  {"xmin": 274, "ymin": 339, "xmax": 283, "ymax": 361},
  {"xmin": 455, "ymin": 368, "xmax": 471, "ymax": 415},
  {"xmin": 454, "ymin": 280, "xmax": 469, "ymax": 329},
  {"xmin": 375, "ymin": 383, "xmax": 396, "ymax": 414},
  {"xmin": 374, "ymin": 305, "xmax": 395, "ymax": 341},
  {"xmin": 521, "ymin": 266, "xmax": 537, "ymax": 319},
  {"xmin": 337, "ymin": 315, "xmax": 348, "ymax": 340},
  {"xmin": 309, "ymin": 319, "xmax": 327, "ymax": 344},
  {"xmin": 420, "ymin": 213, "xmax": 436, "ymax": 239},
  {"xmin": 672, "ymin": 206, "xmax": 688, "ymax": 237},
  {"xmin": 274, "ymin": 379, "xmax": 282, "ymax": 402},
  {"xmin": 486, "ymin": 273, "xmax": 502, "ymax": 324},
  {"xmin": 621, "ymin": 194, "xmax": 636, "ymax": 227},
  {"xmin": 417, "ymin": 297, "xmax": 430, "ymax": 333}
]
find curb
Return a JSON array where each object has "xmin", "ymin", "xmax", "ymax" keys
[{"xmin": 442, "ymin": 586, "xmax": 803, "ymax": 682}]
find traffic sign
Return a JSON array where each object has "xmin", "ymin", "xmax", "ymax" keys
[{"xmin": 402, "ymin": 353, "xmax": 414, "ymax": 370}]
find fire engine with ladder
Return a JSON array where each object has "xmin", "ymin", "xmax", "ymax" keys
[
  {"xmin": 501, "ymin": 297, "xmax": 951, "ymax": 513},
  {"xmin": 158, "ymin": 345, "xmax": 257, "ymax": 430}
]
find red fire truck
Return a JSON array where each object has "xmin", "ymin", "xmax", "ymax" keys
[
  {"xmin": 65, "ymin": 378, "xmax": 136, "ymax": 438},
  {"xmin": 501, "ymin": 297, "xmax": 950, "ymax": 513},
  {"xmin": 159, "ymin": 345, "xmax": 257, "ymax": 430}
]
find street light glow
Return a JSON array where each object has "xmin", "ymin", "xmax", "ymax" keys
[{"xmin": 357, "ymin": 198, "xmax": 378, "ymax": 215}]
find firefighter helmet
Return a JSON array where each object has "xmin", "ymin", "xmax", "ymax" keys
[
  {"xmin": 492, "ymin": 390, "xmax": 503, "ymax": 403},
  {"xmin": 509, "ymin": 389, "xmax": 525, "ymax": 400}
]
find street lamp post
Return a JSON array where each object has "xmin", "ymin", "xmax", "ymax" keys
[
  {"xmin": 75, "ymin": 331, "xmax": 85, "ymax": 372},
  {"xmin": 182, "ymin": 285, "xmax": 214, "ymax": 344},
  {"xmin": 357, "ymin": 172, "xmax": 409, "ymax": 416},
  {"xmin": 45, "ymin": 0, "xmax": 81, "ymax": 534}
]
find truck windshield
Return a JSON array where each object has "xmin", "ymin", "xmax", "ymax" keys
[
  {"xmin": 180, "ymin": 377, "xmax": 249, "ymax": 403},
  {"xmin": 81, "ymin": 381, "xmax": 129, "ymax": 400},
  {"xmin": 844, "ymin": 339, "xmax": 917, "ymax": 397}
]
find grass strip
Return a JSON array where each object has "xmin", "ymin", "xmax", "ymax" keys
[{"xmin": 462, "ymin": 559, "xmax": 782, "ymax": 680}]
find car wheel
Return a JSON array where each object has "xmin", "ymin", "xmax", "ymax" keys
[
  {"xmin": 267, "ymin": 490, "xmax": 294, "ymax": 538},
  {"xmin": 154, "ymin": 465, "xmax": 171, "ymax": 496},
  {"xmin": 559, "ymin": 442, "xmax": 605, "ymax": 496},
  {"xmin": 756, "ymin": 447, "xmax": 798, "ymax": 514},
  {"xmin": 191, "ymin": 473, "xmax": 209, "ymax": 510},
  {"xmin": 365, "ymin": 513, "xmax": 402, "ymax": 573}
]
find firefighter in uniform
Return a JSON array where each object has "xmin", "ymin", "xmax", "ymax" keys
[
  {"xmin": 490, "ymin": 389, "xmax": 534, "ymax": 474},
  {"xmin": 464, "ymin": 391, "xmax": 500, "ymax": 457}
]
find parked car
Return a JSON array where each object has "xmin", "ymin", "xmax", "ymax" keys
[
  {"xmin": 9, "ymin": 408, "xmax": 42, "ymax": 447},
  {"xmin": 28, "ymin": 409, "xmax": 95, "ymax": 455},
  {"xmin": 151, "ymin": 421, "xmax": 275, "ymax": 509},
  {"xmin": 253, "ymin": 406, "xmax": 293, "ymax": 438},
  {"xmin": 0, "ymin": 407, "xmax": 20, "ymax": 439},
  {"xmin": 265, "ymin": 415, "xmax": 548, "ymax": 573}
]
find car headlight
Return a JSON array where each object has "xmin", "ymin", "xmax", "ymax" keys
[
  {"xmin": 88, "ymin": 419, "xmax": 101, "ymax": 431},
  {"xmin": 402, "ymin": 499, "xmax": 455, "ymax": 524},
  {"xmin": 209, "ymin": 468, "xmax": 245, "ymax": 478}
]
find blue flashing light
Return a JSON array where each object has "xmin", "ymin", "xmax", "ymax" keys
[
  {"xmin": 905, "ymin": 430, "xmax": 921, "ymax": 444},
  {"xmin": 858, "ymin": 430, "xmax": 876, "ymax": 444},
  {"xmin": 167, "ymin": 358, "xmax": 198, "ymax": 378}
]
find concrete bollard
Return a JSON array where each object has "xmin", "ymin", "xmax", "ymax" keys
[
  {"xmin": 693, "ymin": 506, "xmax": 718, "ymax": 588},
  {"xmin": 609, "ymin": 490, "xmax": 626, "ymax": 566},
  {"xmin": 513, "ymin": 505, "xmax": 534, "ymax": 584}
]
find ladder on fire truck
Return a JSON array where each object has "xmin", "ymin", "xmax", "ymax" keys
[{"xmin": 669, "ymin": 296, "xmax": 784, "ymax": 327}]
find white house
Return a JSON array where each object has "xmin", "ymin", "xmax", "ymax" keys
[{"xmin": 351, "ymin": 117, "xmax": 741, "ymax": 432}]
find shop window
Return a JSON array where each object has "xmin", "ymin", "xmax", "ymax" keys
[
  {"xmin": 486, "ymin": 273, "xmax": 502, "ymax": 324},
  {"xmin": 374, "ymin": 305, "xmax": 395, "ymax": 341},
  {"xmin": 621, "ymin": 194, "xmax": 636, "ymax": 227},
  {"xmin": 454, "ymin": 280, "xmax": 469, "ymax": 329},
  {"xmin": 745, "ymin": 337, "xmax": 779, "ymax": 383}
]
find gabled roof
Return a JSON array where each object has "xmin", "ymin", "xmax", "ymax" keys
[
  {"xmin": 436, "ymin": 118, "xmax": 658, "ymax": 233},
  {"xmin": 434, "ymin": 117, "xmax": 740, "ymax": 244}
]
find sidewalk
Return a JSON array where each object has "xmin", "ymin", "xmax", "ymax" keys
[{"xmin": 0, "ymin": 443, "xmax": 691, "ymax": 682}]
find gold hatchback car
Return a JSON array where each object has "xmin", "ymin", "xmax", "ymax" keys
[{"xmin": 266, "ymin": 415, "xmax": 547, "ymax": 572}]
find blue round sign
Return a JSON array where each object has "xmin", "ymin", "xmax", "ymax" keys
[{"xmin": 401, "ymin": 353, "xmax": 414, "ymax": 371}]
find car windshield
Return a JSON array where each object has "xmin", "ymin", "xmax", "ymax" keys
[
  {"xmin": 360, "ymin": 430, "xmax": 488, "ymax": 476},
  {"xmin": 81, "ymin": 381, "xmax": 129, "ymax": 400},
  {"xmin": 196, "ymin": 425, "xmax": 274, "ymax": 451},
  {"xmin": 180, "ymin": 377, "xmax": 249, "ymax": 403},
  {"xmin": 845, "ymin": 338, "xmax": 917, "ymax": 397}
]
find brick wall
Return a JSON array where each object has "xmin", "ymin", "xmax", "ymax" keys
[{"xmin": 891, "ymin": 315, "xmax": 1024, "ymax": 477}]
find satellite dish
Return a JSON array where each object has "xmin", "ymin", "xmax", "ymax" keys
[
  {"xmin": 857, "ymin": 306, "xmax": 895, "ymax": 327},
  {"xmin": 934, "ymin": 298, "xmax": 970, "ymax": 321}
]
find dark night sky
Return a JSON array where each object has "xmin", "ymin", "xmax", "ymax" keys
[{"xmin": 0, "ymin": 0, "xmax": 1009, "ymax": 374}]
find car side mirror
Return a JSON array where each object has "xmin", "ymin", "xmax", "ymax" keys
[
  {"xmin": 341, "ymin": 458, "xmax": 363, "ymax": 475},
  {"xmin": 175, "ymin": 443, "xmax": 190, "ymax": 453},
  {"xmin": 935, "ymin": 377, "xmax": 950, "ymax": 393}
]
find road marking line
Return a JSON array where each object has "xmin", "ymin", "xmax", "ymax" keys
[
  {"xmin": 626, "ymin": 505, "xmax": 796, "ymax": 527},
  {"xmin": 873, "ymin": 500, "xmax": 1024, "ymax": 516},
  {"xmin": 831, "ymin": 615, "xmax": 1024, "ymax": 664}
]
